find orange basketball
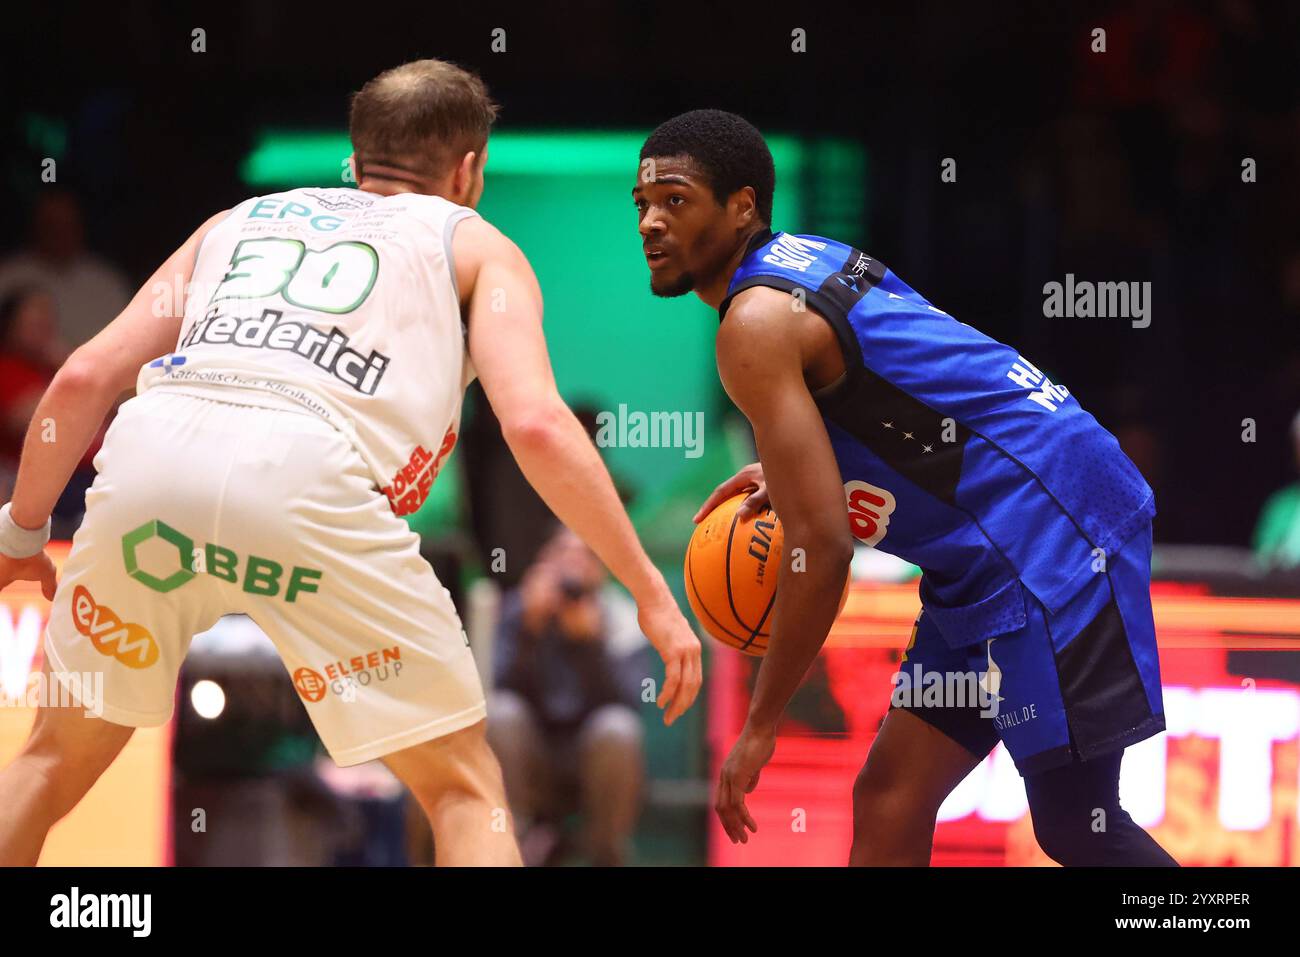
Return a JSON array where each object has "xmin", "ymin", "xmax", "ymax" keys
[{"xmin": 684, "ymin": 492, "xmax": 850, "ymax": 656}]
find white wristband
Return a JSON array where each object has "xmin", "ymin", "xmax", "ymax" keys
[{"xmin": 0, "ymin": 503, "xmax": 51, "ymax": 559}]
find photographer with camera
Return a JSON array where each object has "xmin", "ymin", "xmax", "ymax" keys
[{"xmin": 487, "ymin": 524, "xmax": 649, "ymax": 866}]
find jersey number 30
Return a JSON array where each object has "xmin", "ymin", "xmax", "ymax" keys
[{"xmin": 211, "ymin": 237, "xmax": 378, "ymax": 314}]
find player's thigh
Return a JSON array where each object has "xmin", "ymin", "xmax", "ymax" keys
[
  {"xmin": 857, "ymin": 708, "xmax": 989, "ymax": 814},
  {"xmin": 857, "ymin": 611, "xmax": 995, "ymax": 811},
  {"xmin": 246, "ymin": 451, "xmax": 486, "ymax": 769}
]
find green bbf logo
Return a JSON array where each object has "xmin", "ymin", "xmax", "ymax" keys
[{"xmin": 121, "ymin": 519, "xmax": 322, "ymax": 602}]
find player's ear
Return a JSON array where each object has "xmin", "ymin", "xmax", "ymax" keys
[
  {"xmin": 346, "ymin": 153, "xmax": 359, "ymax": 184},
  {"xmin": 453, "ymin": 150, "xmax": 479, "ymax": 204},
  {"xmin": 732, "ymin": 186, "xmax": 758, "ymax": 228}
]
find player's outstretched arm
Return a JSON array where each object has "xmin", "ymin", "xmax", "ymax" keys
[
  {"xmin": 0, "ymin": 211, "xmax": 228, "ymax": 593},
  {"xmin": 712, "ymin": 288, "xmax": 856, "ymax": 843},
  {"xmin": 454, "ymin": 216, "xmax": 701, "ymax": 725}
]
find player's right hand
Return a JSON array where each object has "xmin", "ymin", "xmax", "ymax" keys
[
  {"xmin": 0, "ymin": 551, "xmax": 58, "ymax": 600},
  {"xmin": 637, "ymin": 597, "xmax": 702, "ymax": 727},
  {"xmin": 693, "ymin": 462, "xmax": 768, "ymax": 524}
]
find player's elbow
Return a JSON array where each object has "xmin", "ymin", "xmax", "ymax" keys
[
  {"xmin": 784, "ymin": 520, "xmax": 855, "ymax": 574},
  {"xmin": 823, "ymin": 533, "xmax": 856, "ymax": 574},
  {"xmin": 499, "ymin": 402, "xmax": 571, "ymax": 453},
  {"xmin": 53, "ymin": 350, "xmax": 119, "ymax": 401}
]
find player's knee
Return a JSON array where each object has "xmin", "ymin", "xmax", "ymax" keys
[
  {"xmin": 1026, "ymin": 775, "xmax": 1123, "ymax": 866},
  {"xmin": 396, "ymin": 721, "xmax": 506, "ymax": 811},
  {"xmin": 1030, "ymin": 801, "xmax": 1172, "ymax": 867},
  {"xmin": 1024, "ymin": 752, "xmax": 1177, "ymax": 866},
  {"xmin": 18, "ymin": 720, "xmax": 131, "ymax": 818},
  {"xmin": 1029, "ymin": 804, "xmax": 1103, "ymax": 866},
  {"xmin": 1025, "ymin": 768, "xmax": 1093, "ymax": 865},
  {"xmin": 852, "ymin": 756, "xmax": 921, "ymax": 832}
]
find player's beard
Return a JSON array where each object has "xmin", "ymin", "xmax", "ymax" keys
[{"xmin": 650, "ymin": 270, "xmax": 697, "ymax": 298}]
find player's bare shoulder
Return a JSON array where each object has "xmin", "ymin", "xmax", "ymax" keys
[
  {"xmin": 717, "ymin": 285, "xmax": 842, "ymax": 391},
  {"xmin": 720, "ymin": 285, "xmax": 801, "ymax": 334},
  {"xmin": 450, "ymin": 215, "xmax": 537, "ymax": 305}
]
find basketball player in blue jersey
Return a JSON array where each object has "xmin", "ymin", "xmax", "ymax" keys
[{"xmin": 634, "ymin": 110, "xmax": 1176, "ymax": 866}]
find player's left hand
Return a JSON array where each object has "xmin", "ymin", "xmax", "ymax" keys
[
  {"xmin": 637, "ymin": 597, "xmax": 702, "ymax": 726},
  {"xmin": 715, "ymin": 722, "xmax": 776, "ymax": 844},
  {"xmin": 0, "ymin": 550, "xmax": 58, "ymax": 599}
]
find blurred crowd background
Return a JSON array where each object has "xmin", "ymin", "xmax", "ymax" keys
[{"xmin": 2, "ymin": 0, "xmax": 1299, "ymax": 864}]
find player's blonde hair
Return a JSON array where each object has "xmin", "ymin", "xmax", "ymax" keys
[{"xmin": 349, "ymin": 59, "xmax": 498, "ymax": 181}]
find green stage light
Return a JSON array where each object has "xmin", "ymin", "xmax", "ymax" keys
[{"xmin": 241, "ymin": 129, "xmax": 809, "ymax": 186}]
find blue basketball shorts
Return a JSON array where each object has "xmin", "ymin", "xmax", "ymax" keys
[{"xmin": 891, "ymin": 522, "xmax": 1165, "ymax": 776}]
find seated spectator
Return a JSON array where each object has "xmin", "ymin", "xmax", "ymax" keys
[
  {"xmin": 0, "ymin": 189, "xmax": 131, "ymax": 348},
  {"xmin": 487, "ymin": 525, "xmax": 648, "ymax": 866},
  {"xmin": 0, "ymin": 287, "xmax": 62, "ymax": 493},
  {"xmin": 1253, "ymin": 409, "xmax": 1300, "ymax": 569},
  {"xmin": 0, "ymin": 286, "xmax": 101, "ymax": 536}
]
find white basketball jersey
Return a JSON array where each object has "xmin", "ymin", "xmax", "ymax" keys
[{"xmin": 137, "ymin": 187, "xmax": 478, "ymax": 516}]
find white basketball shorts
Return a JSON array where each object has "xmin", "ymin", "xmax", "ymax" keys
[{"xmin": 43, "ymin": 389, "xmax": 485, "ymax": 766}]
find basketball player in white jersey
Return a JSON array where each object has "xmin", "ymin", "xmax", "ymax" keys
[{"xmin": 0, "ymin": 59, "xmax": 701, "ymax": 866}]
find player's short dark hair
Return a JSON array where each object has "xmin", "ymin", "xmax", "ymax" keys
[
  {"xmin": 349, "ymin": 59, "xmax": 499, "ymax": 179},
  {"xmin": 640, "ymin": 109, "xmax": 775, "ymax": 224}
]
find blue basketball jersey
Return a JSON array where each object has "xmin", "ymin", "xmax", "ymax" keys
[{"xmin": 720, "ymin": 230, "xmax": 1156, "ymax": 646}]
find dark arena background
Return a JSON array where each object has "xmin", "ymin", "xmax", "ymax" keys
[{"xmin": 0, "ymin": 0, "xmax": 1298, "ymax": 921}]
